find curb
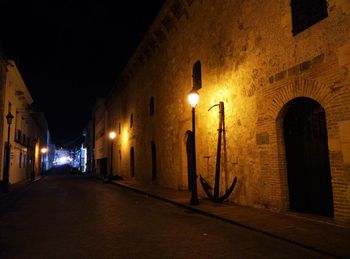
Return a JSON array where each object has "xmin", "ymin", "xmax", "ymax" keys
[
  {"xmin": 0, "ymin": 176, "xmax": 45, "ymax": 201},
  {"xmin": 109, "ymin": 180, "xmax": 340, "ymax": 258}
]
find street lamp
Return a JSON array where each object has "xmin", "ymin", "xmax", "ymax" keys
[
  {"xmin": 2, "ymin": 112, "xmax": 14, "ymax": 192},
  {"xmin": 108, "ymin": 131, "xmax": 116, "ymax": 180},
  {"xmin": 188, "ymin": 89, "xmax": 199, "ymax": 205},
  {"xmin": 31, "ymin": 138, "xmax": 37, "ymax": 181},
  {"xmin": 41, "ymin": 147, "xmax": 48, "ymax": 176}
]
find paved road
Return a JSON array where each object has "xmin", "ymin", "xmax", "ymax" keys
[{"xmin": 0, "ymin": 168, "xmax": 330, "ymax": 258}]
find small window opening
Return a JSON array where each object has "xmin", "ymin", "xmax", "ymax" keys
[{"xmin": 193, "ymin": 61, "xmax": 202, "ymax": 90}]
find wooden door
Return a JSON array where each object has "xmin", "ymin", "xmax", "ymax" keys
[{"xmin": 283, "ymin": 97, "xmax": 333, "ymax": 217}]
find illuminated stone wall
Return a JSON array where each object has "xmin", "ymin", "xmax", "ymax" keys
[
  {"xmin": 93, "ymin": 98, "xmax": 108, "ymax": 175},
  {"xmin": 107, "ymin": 0, "xmax": 350, "ymax": 223}
]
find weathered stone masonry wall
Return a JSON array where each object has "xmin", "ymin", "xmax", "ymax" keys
[{"xmin": 107, "ymin": 0, "xmax": 350, "ymax": 223}]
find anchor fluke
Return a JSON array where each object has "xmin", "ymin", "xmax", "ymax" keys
[{"xmin": 200, "ymin": 175, "xmax": 237, "ymax": 203}]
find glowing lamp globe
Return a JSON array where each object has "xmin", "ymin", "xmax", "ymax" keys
[
  {"xmin": 41, "ymin": 147, "xmax": 48, "ymax": 154},
  {"xmin": 109, "ymin": 131, "xmax": 116, "ymax": 140},
  {"xmin": 6, "ymin": 112, "xmax": 14, "ymax": 125},
  {"xmin": 188, "ymin": 89, "xmax": 199, "ymax": 108}
]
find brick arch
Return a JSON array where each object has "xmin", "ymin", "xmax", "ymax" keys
[
  {"xmin": 268, "ymin": 78, "xmax": 334, "ymax": 211},
  {"xmin": 266, "ymin": 78, "xmax": 332, "ymax": 121}
]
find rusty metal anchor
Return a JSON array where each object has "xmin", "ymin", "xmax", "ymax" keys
[{"xmin": 200, "ymin": 102, "xmax": 237, "ymax": 203}]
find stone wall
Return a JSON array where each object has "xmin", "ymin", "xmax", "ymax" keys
[{"xmin": 106, "ymin": 0, "xmax": 350, "ymax": 223}]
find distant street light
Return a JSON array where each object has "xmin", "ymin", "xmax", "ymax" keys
[
  {"xmin": 31, "ymin": 138, "xmax": 37, "ymax": 181},
  {"xmin": 41, "ymin": 147, "xmax": 48, "ymax": 176},
  {"xmin": 188, "ymin": 89, "xmax": 199, "ymax": 205},
  {"xmin": 108, "ymin": 131, "xmax": 116, "ymax": 180},
  {"xmin": 2, "ymin": 112, "xmax": 14, "ymax": 192}
]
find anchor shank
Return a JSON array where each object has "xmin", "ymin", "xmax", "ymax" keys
[{"xmin": 214, "ymin": 102, "xmax": 224, "ymax": 198}]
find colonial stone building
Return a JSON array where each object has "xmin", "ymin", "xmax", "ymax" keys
[
  {"xmin": 105, "ymin": 0, "xmax": 350, "ymax": 224},
  {"xmin": 93, "ymin": 98, "xmax": 108, "ymax": 175},
  {"xmin": 0, "ymin": 59, "xmax": 50, "ymax": 188}
]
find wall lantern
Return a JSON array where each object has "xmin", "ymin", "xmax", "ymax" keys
[{"xmin": 6, "ymin": 112, "xmax": 14, "ymax": 125}]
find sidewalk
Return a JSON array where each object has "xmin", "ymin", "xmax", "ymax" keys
[
  {"xmin": 110, "ymin": 178, "xmax": 350, "ymax": 258},
  {"xmin": 0, "ymin": 176, "xmax": 44, "ymax": 202}
]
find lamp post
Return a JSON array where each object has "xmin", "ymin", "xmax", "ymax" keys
[
  {"xmin": 2, "ymin": 112, "xmax": 14, "ymax": 192},
  {"xmin": 109, "ymin": 131, "xmax": 116, "ymax": 180},
  {"xmin": 41, "ymin": 147, "xmax": 48, "ymax": 177},
  {"xmin": 188, "ymin": 89, "xmax": 199, "ymax": 205},
  {"xmin": 31, "ymin": 138, "xmax": 37, "ymax": 181}
]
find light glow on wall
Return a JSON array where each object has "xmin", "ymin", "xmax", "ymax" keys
[
  {"xmin": 123, "ymin": 128, "xmax": 128, "ymax": 146},
  {"xmin": 209, "ymin": 88, "xmax": 230, "ymax": 109}
]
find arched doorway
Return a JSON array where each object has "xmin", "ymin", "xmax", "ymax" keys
[
  {"xmin": 283, "ymin": 97, "xmax": 333, "ymax": 217},
  {"xmin": 151, "ymin": 142, "xmax": 157, "ymax": 180},
  {"xmin": 186, "ymin": 130, "xmax": 194, "ymax": 190},
  {"xmin": 130, "ymin": 147, "xmax": 135, "ymax": 177}
]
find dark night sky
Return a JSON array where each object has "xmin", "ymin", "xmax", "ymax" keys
[{"xmin": 0, "ymin": 0, "xmax": 166, "ymax": 146}]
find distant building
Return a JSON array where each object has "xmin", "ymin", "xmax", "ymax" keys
[
  {"xmin": 103, "ymin": 0, "xmax": 350, "ymax": 224},
  {"xmin": 48, "ymin": 143, "xmax": 56, "ymax": 169},
  {"xmin": 93, "ymin": 98, "xmax": 108, "ymax": 176},
  {"xmin": 0, "ymin": 60, "xmax": 50, "ymax": 188},
  {"xmin": 83, "ymin": 120, "xmax": 94, "ymax": 173}
]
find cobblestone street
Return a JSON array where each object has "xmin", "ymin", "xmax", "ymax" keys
[{"xmin": 0, "ymin": 169, "xmax": 332, "ymax": 258}]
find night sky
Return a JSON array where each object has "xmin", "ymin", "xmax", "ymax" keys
[{"xmin": 0, "ymin": 0, "xmax": 166, "ymax": 146}]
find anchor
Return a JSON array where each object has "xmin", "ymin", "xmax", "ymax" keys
[{"xmin": 200, "ymin": 102, "xmax": 237, "ymax": 203}]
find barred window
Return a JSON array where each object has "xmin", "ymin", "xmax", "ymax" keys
[{"xmin": 291, "ymin": 0, "xmax": 328, "ymax": 35}]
